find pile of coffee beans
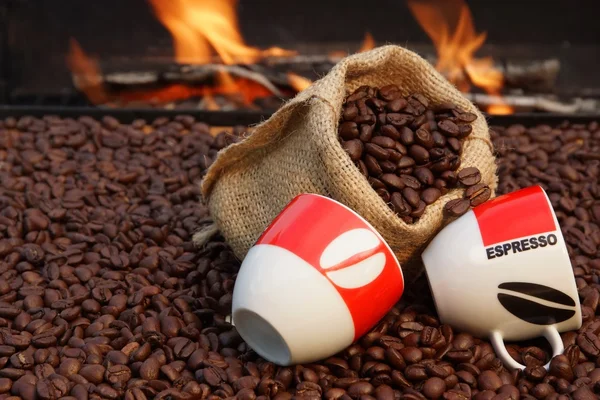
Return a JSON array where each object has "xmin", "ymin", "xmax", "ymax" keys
[
  {"xmin": 338, "ymin": 85, "xmax": 491, "ymax": 223},
  {"xmin": 0, "ymin": 115, "xmax": 598, "ymax": 400}
]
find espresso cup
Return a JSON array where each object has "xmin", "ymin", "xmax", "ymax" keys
[
  {"xmin": 422, "ymin": 185, "xmax": 581, "ymax": 370},
  {"xmin": 232, "ymin": 193, "xmax": 405, "ymax": 366}
]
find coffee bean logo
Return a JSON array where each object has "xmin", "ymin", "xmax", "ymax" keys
[
  {"xmin": 497, "ymin": 282, "xmax": 577, "ymax": 325},
  {"xmin": 319, "ymin": 228, "xmax": 386, "ymax": 289}
]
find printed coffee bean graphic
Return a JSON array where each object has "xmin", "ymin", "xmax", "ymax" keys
[
  {"xmin": 497, "ymin": 282, "xmax": 577, "ymax": 325},
  {"xmin": 498, "ymin": 282, "xmax": 576, "ymax": 307},
  {"xmin": 319, "ymin": 228, "xmax": 387, "ymax": 289}
]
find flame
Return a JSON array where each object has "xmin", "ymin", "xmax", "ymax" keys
[
  {"xmin": 148, "ymin": 0, "xmax": 296, "ymax": 65},
  {"xmin": 407, "ymin": 0, "xmax": 513, "ymax": 114},
  {"xmin": 359, "ymin": 32, "xmax": 376, "ymax": 53},
  {"xmin": 287, "ymin": 73, "xmax": 312, "ymax": 92},
  {"xmin": 66, "ymin": 39, "xmax": 110, "ymax": 105},
  {"xmin": 330, "ymin": 32, "xmax": 377, "ymax": 58}
]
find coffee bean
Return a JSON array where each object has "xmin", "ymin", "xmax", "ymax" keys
[
  {"xmin": 415, "ymin": 129, "xmax": 435, "ymax": 149},
  {"xmin": 478, "ymin": 371, "xmax": 502, "ymax": 391},
  {"xmin": 421, "ymin": 188, "xmax": 442, "ymax": 205},
  {"xmin": 387, "ymin": 113, "xmax": 412, "ymax": 128},
  {"xmin": 405, "ymin": 364, "xmax": 428, "ymax": 380},
  {"xmin": 365, "ymin": 155, "xmax": 383, "ymax": 176},
  {"xmin": 397, "ymin": 157, "xmax": 415, "ymax": 170},
  {"xmin": 380, "ymin": 174, "xmax": 405, "ymax": 191},
  {"xmin": 402, "ymin": 188, "xmax": 421, "ymax": 208},
  {"xmin": 438, "ymin": 120, "xmax": 460, "ymax": 137},
  {"xmin": 458, "ymin": 167, "xmax": 482, "ymax": 186},
  {"xmin": 365, "ymin": 143, "xmax": 390, "ymax": 161},
  {"xmin": 385, "ymin": 99, "xmax": 407, "ymax": 112},
  {"xmin": 342, "ymin": 140, "xmax": 364, "ymax": 162},
  {"xmin": 2, "ymin": 114, "xmax": 598, "ymax": 400},
  {"xmin": 339, "ymin": 122, "xmax": 360, "ymax": 140},
  {"xmin": 409, "ymin": 145, "xmax": 430, "ymax": 164},
  {"xmin": 391, "ymin": 193, "xmax": 412, "ymax": 216},
  {"xmin": 465, "ymin": 183, "xmax": 492, "ymax": 206},
  {"xmin": 423, "ymin": 377, "xmax": 446, "ymax": 399},
  {"xmin": 444, "ymin": 198, "xmax": 471, "ymax": 217},
  {"xmin": 381, "ymin": 125, "xmax": 401, "ymax": 141}
]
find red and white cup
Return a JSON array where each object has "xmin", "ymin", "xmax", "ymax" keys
[
  {"xmin": 422, "ymin": 185, "xmax": 582, "ymax": 370},
  {"xmin": 232, "ymin": 194, "xmax": 404, "ymax": 366}
]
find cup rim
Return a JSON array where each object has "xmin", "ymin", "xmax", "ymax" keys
[{"xmin": 297, "ymin": 193, "xmax": 404, "ymax": 284}]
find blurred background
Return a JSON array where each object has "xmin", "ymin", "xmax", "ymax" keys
[{"xmin": 1, "ymin": 0, "xmax": 599, "ymax": 114}]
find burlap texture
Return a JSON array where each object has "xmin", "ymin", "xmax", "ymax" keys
[{"xmin": 198, "ymin": 45, "xmax": 497, "ymax": 282}]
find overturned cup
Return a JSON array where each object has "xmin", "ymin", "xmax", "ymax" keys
[
  {"xmin": 232, "ymin": 194, "xmax": 405, "ymax": 366},
  {"xmin": 423, "ymin": 185, "xmax": 582, "ymax": 370}
]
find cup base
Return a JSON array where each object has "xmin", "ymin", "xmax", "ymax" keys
[{"xmin": 233, "ymin": 308, "xmax": 292, "ymax": 366}]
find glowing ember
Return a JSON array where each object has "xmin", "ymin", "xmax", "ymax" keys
[
  {"xmin": 407, "ymin": 0, "xmax": 513, "ymax": 114},
  {"xmin": 148, "ymin": 0, "xmax": 296, "ymax": 65}
]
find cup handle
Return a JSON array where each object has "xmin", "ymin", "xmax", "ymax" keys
[{"xmin": 490, "ymin": 327, "xmax": 564, "ymax": 370}]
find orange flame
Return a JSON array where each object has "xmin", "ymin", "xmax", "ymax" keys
[
  {"xmin": 66, "ymin": 39, "xmax": 109, "ymax": 105},
  {"xmin": 407, "ymin": 0, "xmax": 513, "ymax": 114},
  {"xmin": 148, "ymin": 0, "xmax": 296, "ymax": 65},
  {"xmin": 359, "ymin": 32, "xmax": 376, "ymax": 53},
  {"xmin": 330, "ymin": 32, "xmax": 377, "ymax": 59},
  {"xmin": 287, "ymin": 72, "xmax": 312, "ymax": 92}
]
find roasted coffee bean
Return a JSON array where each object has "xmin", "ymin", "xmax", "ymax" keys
[
  {"xmin": 2, "ymin": 114, "xmax": 599, "ymax": 400},
  {"xmin": 402, "ymin": 187, "xmax": 421, "ymax": 208},
  {"xmin": 438, "ymin": 120, "xmax": 460, "ymax": 137},
  {"xmin": 371, "ymin": 136, "xmax": 396, "ymax": 149},
  {"xmin": 457, "ymin": 167, "xmax": 482, "ymax": 186},
  {"xmin": 423, "ymin": 377, "xmax": 446, "ymax": 399},
  {"xmin": 366, "ymin": 143, "xmax": 390, "ymax": 161},
  {"xmin": 421, "ymin": 188, "xmax": 442, "ymax": 205},
  {"xmin": 391, "ymin": 193, "xmax": 412, "ymax": 216},
  {"xmin": 415, "ymin": 129, "xmax": 435, "ymax": 149},
  {"xmin": 465, "ymin": 183, "xmax": 492, "ymax": 206},
  {"xmin": 444, "ymin": 198, "xmax": 471, "ymax": 217},
  {"xmin": 381, "ymin": 125, "xmax": 401, "ymax": 140},
  {"xmin": 340, "ymin": 87, "xmax": 481, "ymax": 222},
  {"xmin": 342, "ymin": 140, "xmax": 364, "ymax": 161},
  {"xmin": 381, "ymin": 174, "xmax": 405, "ymax": 191},
  {"xmin": 409, "ymin": 145, "xmax": 430, "ymax": 164},
  {"xmin": 414, "ymin": 167, "xmax": 434, "ymax": 186},
  {"xmin": 339, "ymin": 122, "xmax": 360, "ymax": 140}
]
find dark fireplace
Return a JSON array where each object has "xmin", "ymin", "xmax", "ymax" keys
[{"xmin": 1, "ymin": 0, "xmax": 600, "ymax": 119}]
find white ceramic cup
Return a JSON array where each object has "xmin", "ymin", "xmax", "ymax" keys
[
  {"xmin": 232, "ymin": 193, "xmax": 405, "ymax": 366},
  {"xmin": 422, "ymin": 185, "xmax": 582, "ymax": 370}
]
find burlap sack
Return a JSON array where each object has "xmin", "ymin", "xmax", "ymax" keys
[{"xmin": 196, "ymin": 45, "xmax": 497, "ymax": 282}]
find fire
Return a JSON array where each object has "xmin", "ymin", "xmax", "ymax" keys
[
  {"xmin": 407, "ymin": 0, "xmax": 513, "ymax": 114},
  {"xmin": 148, "ymin": 0, "xmax": 296, "ymax": 65},
  {"xmin": 67, "ymin": 39, "xmax": 275, "ymax": 107},
  {"xmin": 66, "ymin": 39, "xmax": 109, "ymax": 105},
  {"xmin": 359, "ymin": 32, "xmax": 376, "ymax": 53},
  {"xmin": 287, "ymin": 73, "xmax": 312, "ymax": 93},
  {"xmin": 67, "ymin": 0, "xmax": 296, "ymax": 108}
]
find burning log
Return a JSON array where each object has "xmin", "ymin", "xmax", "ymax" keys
[
  {"xmin": 465, "ymin": 93, "xmax": 599, "ymax": 114},
  {"xmin": 104, "ymin": 64, "xmax": 284, "ymax": 97},
  {"xmin": 496, "ymin": 59, "xmax": 560, "ymax": 92}
]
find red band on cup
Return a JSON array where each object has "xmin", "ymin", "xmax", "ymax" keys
[
  {"xmin": 257, "ymin": 195, "xmax": 404, "ymax": 340},
  {"xmin": 473, "ymin": 186, "xmax": 556, "ymax": 246}
]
